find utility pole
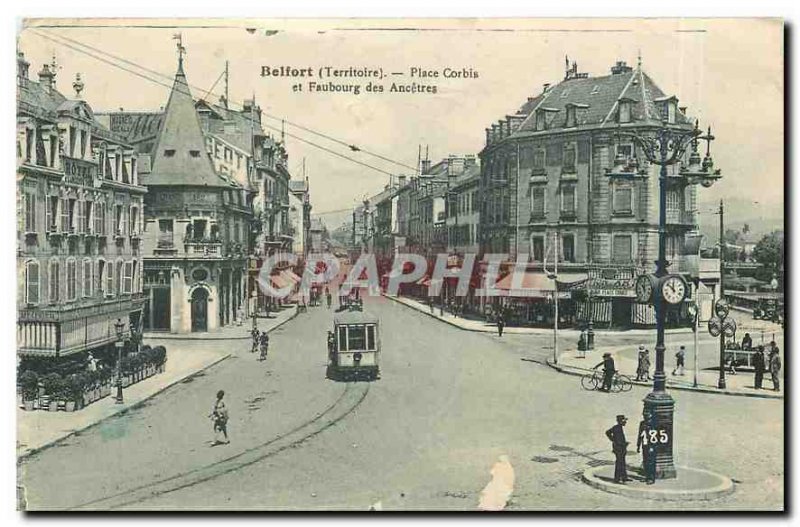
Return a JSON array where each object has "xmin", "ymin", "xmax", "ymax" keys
[
  {"xmin": 553, "ymin": 230, "xmax": 559, "ymax": 365},
  {"xmin": 224, "ymin": 60, "xmax": 229, "ymax": 107},
  {"xmin": 717, "ymin": 199, "xmax": 726, "ymax": 389}
]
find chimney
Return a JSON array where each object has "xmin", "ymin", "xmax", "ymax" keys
[
  {"xmin": 421, "ymin": 159, "xmax": 432, "ymax": 174},
  {"xmin": 508, "ymin": 114, "xmax": 526, "ymax": 133},
  {"xmin": 38, "ymin": 64, "xmax": 55, "ymax": 93},
  {"xmin": 611, "ymin": 60, "xmax": 633, "ymax": 75},
  {"xmin": 448, "ymin": 155, "xmax": 465, "ymax": 176}
]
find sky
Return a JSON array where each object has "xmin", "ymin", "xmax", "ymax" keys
[{"xmin": 18, "ymin": 18, "xmax": 784, "ymax": 233}]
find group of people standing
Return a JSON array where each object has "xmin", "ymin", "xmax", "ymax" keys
[
  {"xmin": 752, "ymin": 339, "xmax": 782, "ymax": 391},
  {"xmin": 250, "ymin": 327, "xmax": 270, "ymax": 361},
  {"xmin": 605, "ymin": 411, "xmax": 659, "ymax": 485}
]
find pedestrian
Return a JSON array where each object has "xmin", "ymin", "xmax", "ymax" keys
[
  {"xmin": 250, "ymin": 327, "xmax": 260, "ymax": 353},
  {"xmin": 753, "ymin": 345, "xmax": 766, "ymax": 389},
  {"xmin": 326, "ymin": 290, "xmax": 332, "ymax": 309},
  {"xmin": 741, "ymin": 332, "xmax": 753, "ymax": 351},
  {"xmin": 605, "ymin": 414, "xmax": 630, "ymax": 483},
  {"xmin": 769, "ymin": 347, "xmax": 781, "ymax": 392},
  {"xmin": 496, "ymin": 312, "xmax": 505, "ymax": 337},
  {"xmin": 641, "ymin": 349, "xmax": 651, "ymax": 381},
  {"xmin": 259, "ymin": 332, "xmax": 270, "ymax": 361},
  {"xmin": 86, "ymin": 352, "xmax": 97, "ymax": 372},
  {"xmin": 635, "ymin": 345, "xmax": 647, "ymax": 381},
  {"xmin": 636, "ymin": 410, "xmax": 657, "ymax": 485},
  {"xmin": 594, "ymin": 352, "xmax": 616, "ymax": 392},
  {"xmin": 210, "ymin": 390, "xmax": 229, "ymax": 445},
  {"xmin": 578, "ymin": 329, "xmax": 588, "ymax": 353},
  {"xmin": 672, "ymin": 346, "xmax": 686, "ymax": 376}
]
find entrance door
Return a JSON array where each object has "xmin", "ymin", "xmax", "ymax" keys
[
  {"xmin": 150, "ymin": 287, "xmax": 171, "ymax": 331},
  {"xmin": 191, "ymin": 288, "xmax": 209, "ymax": 332}
]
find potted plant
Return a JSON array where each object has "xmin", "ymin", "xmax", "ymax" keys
[
  {"xmin": 42, "ymin": 373, "xmax": 62, "ymax": 412},
  {"xmin": 19, "ymin": 371, "xmax": 39, "ymax": 411}
]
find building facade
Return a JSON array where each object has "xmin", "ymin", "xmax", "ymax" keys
[
  {"xmin": 478, "ymin": 59, "xmax": 718, "ymax": 327},
  {"xmin": 17, "ymin": 52, "xmax": 146, "ymax": 365}
]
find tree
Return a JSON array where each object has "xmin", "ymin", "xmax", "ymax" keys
[{"xmin": 752, "ymin": 230, "xmax": 784, "ymax": 282}]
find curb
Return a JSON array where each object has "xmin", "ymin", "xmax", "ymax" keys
[
  {"xmin": 383, "ymin": 294, "xmax": 695, "ymax": 337},
  {"xmin": 17, "ymin": 352, "xmax": 233, "ymax": 462},
  {"xmin": 581, "ymin": 465, "xmax": 735, "ymax": 502},
  {"xmin": 143, "ymin": 307, "xmax": 299, "ymax": 341},
  {"xmin": 544, "ymin": 358, "xmax": 783, "ymax": 400},
  {"xmin": 18, "ymin": 307, "xmax": 303, "ymax": 462}
]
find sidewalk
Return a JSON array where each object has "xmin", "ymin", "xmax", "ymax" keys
[
  {"xmin": 142, "ymin": 305, "xmax": 298, "ymax": 340},
  {"xmin": 548, "ymin": 347, "xmax": 783, "ymax": 400},
  {"xmin": 384, "ymin": 294, "xmax": 696, "ymax": 337},
  {"xmin": 17, "ymin": 306, "xmax": 298, "ymax": 459}
]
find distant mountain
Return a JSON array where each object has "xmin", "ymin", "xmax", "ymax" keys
[{"xmin": 697, "ymin": 196, "xmax": 784, "ymax": 244}]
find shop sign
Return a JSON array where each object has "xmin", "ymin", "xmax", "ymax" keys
[{"xmin": 62, "ymin": 156, "xmax": 97, "ymax": 186}]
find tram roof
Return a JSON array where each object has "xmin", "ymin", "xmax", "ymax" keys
[{"xmin": 333, "ymin": 312, "xmax": 379, "ymax": 325}]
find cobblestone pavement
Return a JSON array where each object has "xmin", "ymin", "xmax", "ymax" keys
[{"xmin": 18, "ymin": 294, "xmax": 783, "ymax": 510}]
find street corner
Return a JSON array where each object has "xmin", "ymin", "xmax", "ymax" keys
[{"xmin": 582, "ymin": 465, "xmax": 735, "ymax": 502}]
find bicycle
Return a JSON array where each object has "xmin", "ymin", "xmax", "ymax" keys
[{"xmin": 580, "ymin": 370, "xmax": 632, "ymax": 393}]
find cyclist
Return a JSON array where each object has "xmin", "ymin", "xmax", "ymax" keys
[{"xmin": 593, "ymin": 352, "xmax": 616, "ymax": 392}]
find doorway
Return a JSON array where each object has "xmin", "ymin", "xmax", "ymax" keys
[{"xmin": 191, "ymin": 287, "xmax": 209, "ymax": 332}]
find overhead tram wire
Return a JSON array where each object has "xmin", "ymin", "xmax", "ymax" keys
[
  {"xmin": 30, "ymin": 28, "xmax": 419, "ymax": 173},
  {"xmin": 28, "ymin": 28, "xmax": 400, "ymax": 181}
]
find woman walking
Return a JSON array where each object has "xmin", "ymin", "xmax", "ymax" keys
[{"xmin": 210, "ymin": 390, "xmax": 230, "ymax": 445}]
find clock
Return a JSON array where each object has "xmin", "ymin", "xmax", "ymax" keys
[
  {"xmin": 714, "ymin": 298, "xmax": 730, "ymax": 320},
  {"xmin": 635, "ymin": 274, "xmax": 656, "ymax": 303},
  {"xmin": 660, "ymin": 274, "xmax": 687, "ymax": 305}
]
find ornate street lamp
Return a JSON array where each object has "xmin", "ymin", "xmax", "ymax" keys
[
  {"xmin": 612, "ymin": 118, "xmax": 720, "ymax": 480},
  {"xmin": 114, "ymin": 318, "xmax": 126, "ymax": 405}
]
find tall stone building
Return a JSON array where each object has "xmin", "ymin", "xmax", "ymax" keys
[
  {"xmin": 479, "ymin": 58, "xmax": 718, "ymax": 327},
  {"xmin": 134, "ymin": 53, "xmax": 252, "ymax": 333},
  {"xmin": 16, "ymin": 51, "xmax": 146, "ymax": 365}
]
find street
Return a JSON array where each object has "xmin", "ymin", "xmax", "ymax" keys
[{"xmin": 19, "ymin": 295, "xmax": 783, "ymax": 511}]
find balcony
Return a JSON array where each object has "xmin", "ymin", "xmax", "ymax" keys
[{"xmin": 184, "ymin": 241, "xmax": 223, "ymax": 257}]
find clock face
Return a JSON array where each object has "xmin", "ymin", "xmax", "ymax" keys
[
  {"xmin": 661, "ymin": 275, "xmax": 687, "ymax": 305},
  {"xmin": 635, "ymin": 275, "xmax": 653, "ymax": 303}
]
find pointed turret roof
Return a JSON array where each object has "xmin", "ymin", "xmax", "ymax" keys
[{"xmin": 146, "ymin": 58, "xmax": 229, "ymax": 188}]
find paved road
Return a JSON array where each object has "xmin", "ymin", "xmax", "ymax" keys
[{"xmin": 19, "ymin": 295, "xmax": 783, "ymax": 510}]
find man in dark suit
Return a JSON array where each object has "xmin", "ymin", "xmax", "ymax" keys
[
  {"xmin": 606, "ymin": 414, "xmax": 630, "ymax": 483},
  {"xmin": 594, "ymin": 353, "xmax": 616, "ymax": 392},
  {"xmin": 753, "ymin": 346, "xmax": 766, "ymax": 389}
]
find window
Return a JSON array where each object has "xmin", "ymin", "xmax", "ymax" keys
[
  {"xmin": 348, "ymin": 325, "xmax": 367, "ymax": 350},
  {"xmin": 189, "ymin": 150, "xmax": 200, "ymax": 158},
  {"xmin": 619, "ymin": 101, "xmax": 631, "ymax": 123},
  {"xmin": 25, "ymin": 128, "xmax": 32, "ymax": 161},
  {"xmin": 80, "ymin": 129, "xmax": 87, "ymax": 159},
  {"xmin": 115, "ymin": 205, "xmax": 123, "ymax": 234},
  {"xmin": 106, "ymin": 261, "xmax": 114, "ymax": 296},
  {"xmin": 563, "ymin": 144, "xmax": 576, "ymax": 171},
  {"xmin": 97, "ymin": 259, "xmax": 105, "ymax": 294},
  {"xmin": 591, "ymin": 85, "xmax": 600, "ymax": 95},
  {"xmin": 83, "ymin": 259, "xmax": 93, "ymax": 297},
  {"xmin": 531, "ymin": 236, "xmax": 545, "ymax": 262},
  {"xmin": 123, "ymin": 261, "xmax": 133, "ymax": 294},
  {"xmin": 49, "ymin": 259, "xmax": 60, "ymax": 303},
  {"xmin": 69, "ymin": 125, "xmax": 76, "ymax": 156},
  {"xmin": 366, "ymin": 325, "xmax": 376, "ymax": 350},
  {"xmin": 46, "ymin": 196, "xmax": 58, "ymax": 232},
  {"xmin": 533, "ymin": 149, "xmax": 546, "ymax": 171},
  {"xmin": 338, "ymin": 326, "xmax": 348, "ymax": 351},
  {"xmin": 84, "ymin": 201, "xmax": 93, "ymax": 234},
  {"xmin": 115, "ymin": 260, "xmax": 123, "ymax": 296},
  {"xmin": 617, "ymin": 143, "xmax": 633, "ymax": 159},
  {"xmin": 561, "ymin": 184, "xmax": 576, "ymax": 216},
  {"xmin": 76, "ymin": 200, "xmax": 85, "ymax": 234},
  {"xmin": 613, "ymin": 235, "xmax": 633, "ymax": 263},
  {"xmin": 67, "ymin": 199, "xmax": 76, "ymax": 232},
  {"xmin": 562, "ymin": 234, "xmax": 575, "ymax": 263},
  {"xmin": 60, "ymin": 198, "xmax": 69, "ymax": 233},
  {"xmin": 164, "ymin": 149, "xmax": 176, "ymax": 157},
  {"xmin": 25, "ymin": 260, "xmax": 40, "ymax": 305},
  {"xmin": 158, "ymin": 219, "xmax": 174, "ymax": 246},
  {"xmin": 613, "ymin": 184, "xmax": 633, "ymax": 214},
  {"xmin": 24, "ymin": 193, "xmax": 36, "ymax": 232},
  {"xmin": 535, "ymin": 110, "xmax": 546, "ymax": 131},
  {"xmin": 122, "ymin": 156, "xmax": 129, "ymax": 184},
  {"xmin": 94, "ymin": 202, "xmax": 105, "ymax": 235},
  {"xmin": 566, "ymin": 106, "xmax": 576, "ymax": 128},
  {"xmin": 530, "ymin": 186, "xmax": 546, "ymax": 218},
  {"xmin": 66, "ymin": 259, "xmax": 77, "ymax": 301},
  {"xmin": 130, "ymin": 206, "xmax": 139, "ymax": 235}
]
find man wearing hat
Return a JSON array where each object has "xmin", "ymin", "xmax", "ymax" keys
[
  {"xmin": 605, "ymin": 414, "xmax": 630, "ymax": 483},
  {"xmin": 594, "ymin": 352, "xmax": 616, "ymax": 392},
  {"xmin": 769, "ymin": 346, "xmax": 781, "ymax": 392}
]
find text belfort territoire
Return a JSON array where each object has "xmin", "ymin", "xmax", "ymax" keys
[{"xmin": 260, "ymin": 65, "xmax": 480, "ymax": 95}]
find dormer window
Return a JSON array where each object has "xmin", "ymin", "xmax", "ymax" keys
[
  {"xmin": 566, "ymin": 106, "xmax": 576, "ymax": 128},
  {"xmin": 189, "ymin": 150, "xmax": 200, "ymax": 158},
  {"xmin": 164, "ymin": 149, "xmax": 176, "ymax": 157},
  {"xmin": 655, "ymin": 96, "xmax": 678, "ymax": 124},
  {"xmin": 617, "ymin": 97, "xmax": 637, "ymax": 124},
  {"xmin": 564, "ymin": 103, "xmax": 587, "ymax": 128},
  {"xmin": 591, "ymin": 85, "xmax": 600, "ymax": 95},
  {"xmin": 535, "ymin": 110, "xmax": 546, "ymax": 131}
]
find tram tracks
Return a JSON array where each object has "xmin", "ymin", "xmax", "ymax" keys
[{"xmin": 65, "ymin": 381, "xmax": 370, "ymax": 510}]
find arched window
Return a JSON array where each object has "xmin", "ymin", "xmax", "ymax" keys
[{"xmin": 25, "ymin": 259, "xmax": 40, "ymax": 305}]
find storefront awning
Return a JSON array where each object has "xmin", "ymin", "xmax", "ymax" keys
[{"xmin": 495, "ymin": 271, "xmax": 588, "ymax": 298}]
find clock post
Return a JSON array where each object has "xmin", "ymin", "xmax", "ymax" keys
[{"xmin": 626, "ymin": 122, "xmax": 704, "ymax": 480}]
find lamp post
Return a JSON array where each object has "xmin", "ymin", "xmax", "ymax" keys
[
  {"xmin": 114, "ymin": 318, "xmax": 126, "ymax": 405},
  {"xmin": 622, "ymin": 118, "xmax": 720, "ymax": 479}
]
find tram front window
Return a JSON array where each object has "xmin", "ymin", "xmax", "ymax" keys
[{"xmin": 348, "ymin": 325, "xmax": 367, "ymax": 350}]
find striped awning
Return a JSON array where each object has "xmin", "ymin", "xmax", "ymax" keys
[{"xmin": 495, "ymin": 271, "xmax": 588, "ymax": 298}]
